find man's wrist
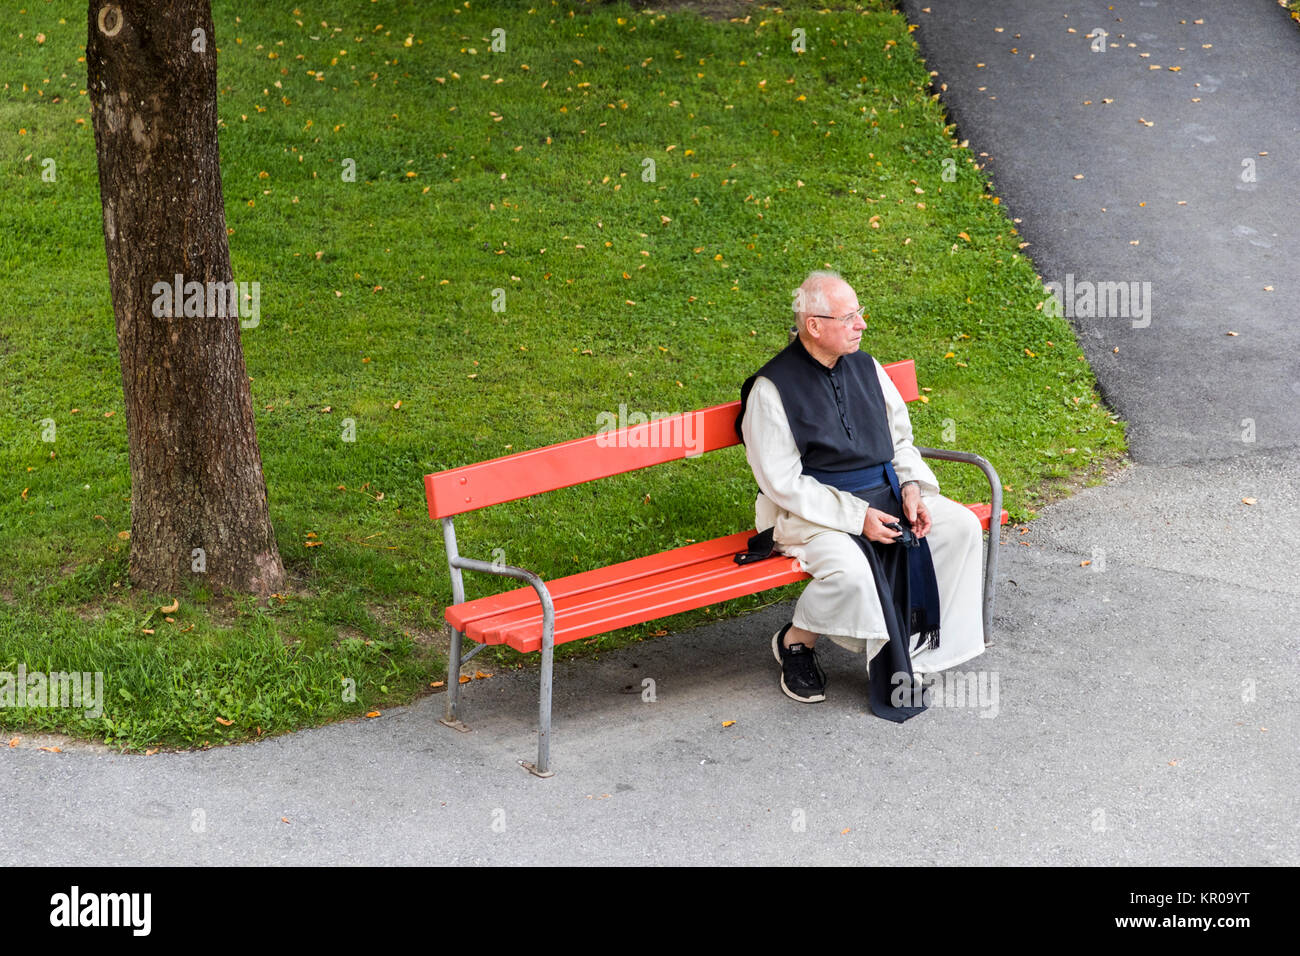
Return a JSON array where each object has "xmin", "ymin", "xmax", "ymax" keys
[{"xmin": 900, "ymin": 480, "xmax": 919, "ymax": 495}]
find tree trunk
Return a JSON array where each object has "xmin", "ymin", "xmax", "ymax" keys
[{"xmin": 87, "ymin": 1, "xmax": 284, "ymax": 596}]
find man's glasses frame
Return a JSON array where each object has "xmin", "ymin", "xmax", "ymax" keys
[{"xmin": 810, "ymin": 308, "xmax": 866, "ymax": 325}]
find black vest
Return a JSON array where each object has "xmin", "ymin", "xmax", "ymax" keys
[{"xmin": 737, "ymin": 336, "xmax": 895, "ymax": 472}]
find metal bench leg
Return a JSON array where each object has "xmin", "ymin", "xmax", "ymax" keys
[
  {"xmin": 982, "ymin": 482, "xmax": 1002, "ymax": 647},
  {"xmin": 521, "ymin": 599, "xmax": 556, "ymax": 778},
  {"xmin": 439, "ymin": 627, "xmax": 472, "ymax": 733},
  {"xmin": 439, "ymin": 518, "xmax": 472, "ymax": 733}
]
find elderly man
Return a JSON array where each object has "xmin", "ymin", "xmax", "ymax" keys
[{"xmin": 736, "ymin": 271, "xmax": 985, "ymax": 721}]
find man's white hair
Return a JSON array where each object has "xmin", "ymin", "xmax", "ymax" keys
[{"xmin": 793, "ymin": 270, "xmax": 845, "ymax": 333}]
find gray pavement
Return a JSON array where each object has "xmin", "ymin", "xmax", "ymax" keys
[
  {"xmin": 3, "ymin": 0, "xmax": 1298, "ymax": 865},
  {"xmin": 900, "ymin": 0, "xmax": 1300, "ymax": 463}
]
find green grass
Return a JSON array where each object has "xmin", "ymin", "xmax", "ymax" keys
[{"xmin": 0, "ymin": 0, "xmax": 1126, "ymax": 750}]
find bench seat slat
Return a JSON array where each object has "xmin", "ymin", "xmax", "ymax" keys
[
  {"xmin": 967, "ymin": 503, "xmax": 1009, "ymax": 531},
  {"xmin": 470, "ymin": 543, "xmax": 802, "ymax": 644},
  {"xmin": 476, "ymin": 554, "xmax": 808, "ymax": 653},
  {"xmin": 445, "ymin": 532, "xmax": 753, "ymax": 633},
  {"xmin": 447, "ymin": 503, "xmax": 1008, "ymax": 654}
]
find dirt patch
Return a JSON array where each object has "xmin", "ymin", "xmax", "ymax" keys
[
  {"xmin": 1022, "ymin": 452, "xmax": 1132, "ymax": 516},
  {"xmin": 75, "ymin": 601, "xmax": 109, "ymax": 622},
  {"xmin": 3, "ymin": 731, "xmax": 114, "ymax": 755},
  {"xmin": 367, "ymin": 603, "xmax": 449, "ymax": 651}
]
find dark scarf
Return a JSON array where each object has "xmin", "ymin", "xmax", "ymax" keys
[{"xmin": 736, "ymin": 336, "xmax": 940, "ymax": 721}]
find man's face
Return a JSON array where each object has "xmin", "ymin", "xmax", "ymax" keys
[{"xmin": 806, "ymin": 280, "xmax": 867, "ymax": 358}]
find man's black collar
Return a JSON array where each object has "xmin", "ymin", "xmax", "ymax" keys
[{"xmin": 790, "ymin": 332, "xmax": 842, "ymax": 373}]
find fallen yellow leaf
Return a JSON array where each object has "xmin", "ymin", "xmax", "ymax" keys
[
  {"xmin": 215, "ymin": 716, "xmax": 233, "ymax": 726},
  {"xmin": 722, "ymin": 720, "xmax": 736, "ymax": 728},
  {"xmin": 365, "ymin": 710, "xmax": 381, "ymax": 718}
]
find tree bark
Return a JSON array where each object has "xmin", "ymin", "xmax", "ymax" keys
[{"xmin": 87, "ymin": 0, "xmax": 284, "ymax": 596}]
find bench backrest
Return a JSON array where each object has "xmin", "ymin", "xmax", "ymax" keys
[{"xmin": 425, "ymin": 359, "xmax": 918, "ymax": 520}]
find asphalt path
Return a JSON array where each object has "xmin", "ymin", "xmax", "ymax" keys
[
  {"xmin": 3, "ymin": 0, "xmax": 1297, "ymax": 866},
  {"xmin": 900, "ymin": 0, "xmax": 1300, "ymax": 463}
]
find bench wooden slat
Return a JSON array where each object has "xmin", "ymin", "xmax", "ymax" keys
[
  {"xmin": 967, "ymin": 503, "xmax": 1009, "ymax": 531},
  {"xmin": 473, "ymin": 548, "xmax": 809, "ymax": 653},
  {"xmin": 425, "ymin": 405, "xmax": 738, "ymax": 521},
  {"xmin": 446, "ymin": 532, "xmax": 753, "ymax": 633},
  {"xmin": 425, "ymin": 360, "xmax": 919, "ymax": 519},
  {"xmin": 471, "ymin": 542, "xmax": 798, "ymax": 643}
]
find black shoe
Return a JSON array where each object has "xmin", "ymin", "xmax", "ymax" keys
[{"xmin": 772, "ymin": 623, "xmax": 826, "ymax": 703}]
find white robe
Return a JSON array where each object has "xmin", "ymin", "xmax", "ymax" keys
[{"xmin": 739, "ymin": 359, "xmax": 985, "ymax": 675}]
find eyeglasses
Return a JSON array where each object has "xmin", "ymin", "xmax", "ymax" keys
[{"xmin": 810, "ymin": 308, "xmax": 866, "ymax": 325}]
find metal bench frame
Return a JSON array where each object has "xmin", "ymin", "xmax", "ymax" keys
[{"xmin": 432, "ymin": 439, "xmax": 1002, "ymax": 779}]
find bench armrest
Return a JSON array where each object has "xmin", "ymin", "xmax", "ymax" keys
[
  {"xmin": 915, "ymin": 447, "xmax": 1002, "ymax": 519},
  {"xmin": 915, "ymin": 447, "xmax": 1003, "ymax": 644},
  {"xmin": 447, "ymin": 555, "xmax": 556, "ymax": 621},
  {"xmin": 440, "ymin": 516, "xmax": 556, "ymax": 684}
]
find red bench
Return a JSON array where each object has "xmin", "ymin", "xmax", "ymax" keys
[{"xmin": 423, "ymin": 360, "xmax": 1007, "ymax": 776}]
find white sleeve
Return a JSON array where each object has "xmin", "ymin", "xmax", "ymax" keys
[
  {"xmin": 875, "ymin": 359, "xmax": 940, "ymax": 495},
  {"xmin": 740, "ymin": 376, "xmax": 870, "ymax": 535}
]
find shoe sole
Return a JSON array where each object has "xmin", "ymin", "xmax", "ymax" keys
[{"xmin": 772, "ymin": 631, "xmax": 825, "ymax": 703}]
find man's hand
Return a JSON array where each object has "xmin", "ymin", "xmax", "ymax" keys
[
  {"xmin": 901, "ymin": 483, "xmax": 931, "ymax": 538},
  {"xmin": 863, "ymin": 505, "xmax": 903, "ymax": 544}
]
